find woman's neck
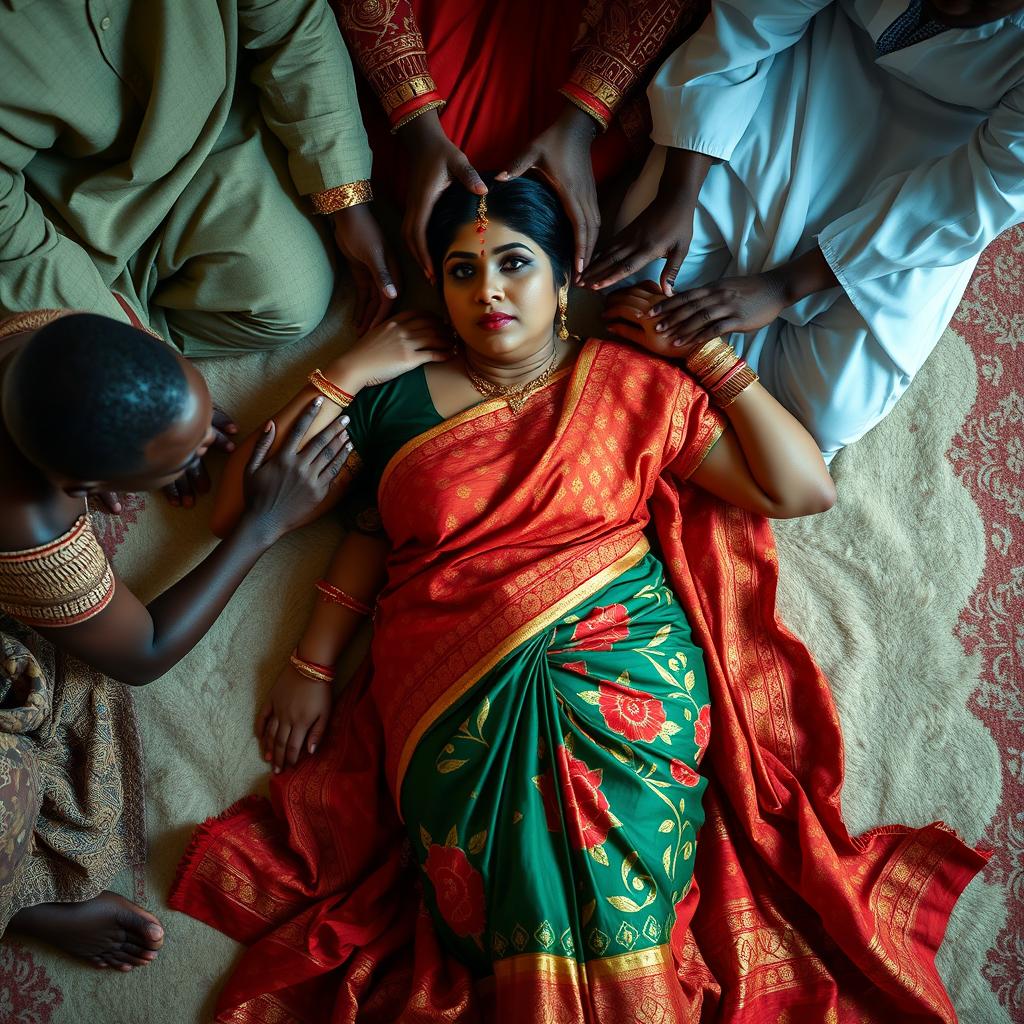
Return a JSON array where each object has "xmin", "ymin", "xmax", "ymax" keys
[{"xmin": 462, "ymin": 334, "xmax": 559, "ymax": 386}]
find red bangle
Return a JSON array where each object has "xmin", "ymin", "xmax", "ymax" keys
[
  {"xmin": 314, "ymin": 579, "xmax": 373, "ymax": 616},
  {"xmin": 289, "ymin": 649, "xmax": 335, "ymax": 683},
  {"xmin": 711, "ymin": 360, "xmax": 748, "ymax": 393}
]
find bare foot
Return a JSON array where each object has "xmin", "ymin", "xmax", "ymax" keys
[{"xmin": 9, "ymin": 891, "xmax": 165, "ymax": 972}]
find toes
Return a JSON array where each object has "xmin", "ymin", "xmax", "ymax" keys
[
  {"xmin": 106, "ymin": 951, "xmax": 141, "ymax": 970},
  {"xmin": 120, "ymin": 941, "xmax": 159, "ymax": 962},
  {"xmin": 116, "ymin": 942, "xmax": 157, "ymax": 966},
  {"xmin": 89, "ymin": 955, "xmax": 110, "ymax": 970},
  {"xmin": 116, "ymin": 904, "xmax": 165, "ymax": 950}
]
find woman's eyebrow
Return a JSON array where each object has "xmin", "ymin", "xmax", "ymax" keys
[{"xmin": 444, "ymin": 242, "xmax": 536, "ymax": 262}]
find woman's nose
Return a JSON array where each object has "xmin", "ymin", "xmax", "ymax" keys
[{"xmin": 474, "ymin": 267, "xmax": 504, "ymax": 305}]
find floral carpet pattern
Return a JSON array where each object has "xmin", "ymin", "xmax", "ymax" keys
[{"xmin": 948, "ymin": 225, "xmax": 1024, "ymax": 1017}]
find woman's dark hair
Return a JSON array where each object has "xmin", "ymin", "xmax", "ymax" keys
[
  {"xmin": 426, "ymin": 174, "xmax": 574, "ymax": 289},
  {"xmin": 4, "ymin": 313, "xmax": 190, "ymax": 480}
]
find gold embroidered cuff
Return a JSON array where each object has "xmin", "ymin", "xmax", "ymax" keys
[
  {"xmin": 392, "ymin": 98, "xmax": 447, "ymax": 132},
  {"xmin": 310, "ymin": 180, "xmax": 374, "ymax": 215},
  {"xmin": 558, "ymin": 89, "xmax": 610, "ymax": 131}
]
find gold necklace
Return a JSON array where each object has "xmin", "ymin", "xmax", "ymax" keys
[{"xmin": 463, "ymin": 345, "xmax": 558, "ymax": 415}]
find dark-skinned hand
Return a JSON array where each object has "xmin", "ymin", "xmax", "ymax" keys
[
  {"xmin": 242, "ymin": 397, "xmax": 354, "ymax": 541},
  {"xmin": 497, "ymin": 104, "xmax": 601, "ymax": 279},
  {"xmin": 398, "ymin": 110, "xmax": 487, "ymax": 282},
  {"xmin": 332, "ymin": 203, "xmax": 401, "ymax": 335},
  {"xmin": 582, "ymin": 191, "xmax": 698, "ymax": 294},
  {"xmin": 646, "ymin": 271, "xmax": 788, "ymax": 348}
]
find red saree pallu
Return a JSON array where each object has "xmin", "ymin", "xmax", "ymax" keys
[
  {"xmin": 334, "ymin": 0, "xmax": 707, "ymax": 194},
  {"xmin": 171, "ymin": 340, "xmax": 986, "ymax": 1022}
]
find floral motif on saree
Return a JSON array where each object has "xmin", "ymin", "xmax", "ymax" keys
[{"xmin": 171, "ymin": 339, "xmax": 987, "ymax": 1023}]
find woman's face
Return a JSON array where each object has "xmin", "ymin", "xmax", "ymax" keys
[{"xmin": 442, "ymin": 220, "xmax": 563, "ymax": 363}]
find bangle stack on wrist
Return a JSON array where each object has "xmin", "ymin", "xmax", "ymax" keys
[
  {"xmin": 289, "ymin": 649, "xmax": 335, "ymax": 684},
  {"xmin": 684, "ymin": 338, "xmax": 759, "ymax": 408},
  {"xmin": 308, "ymin": 369, "xmax": 355, "ymax": 409}
]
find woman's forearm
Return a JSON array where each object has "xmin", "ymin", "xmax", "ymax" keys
[
  {"xmin": 295, "ymin": 531, "xmax": 389, "ymax": 668},
  {"xmin": 719, "ymin": 382, "xmax": 836, "ymax": 514}
]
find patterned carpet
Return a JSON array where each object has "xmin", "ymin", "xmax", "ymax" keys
[{"xmin": 0, "ymin": 226, "xmax": 1021, "ymax": 1023}]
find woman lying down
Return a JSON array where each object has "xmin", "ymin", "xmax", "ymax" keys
[{"xmin": 170, "ymin": 176, "xmax": 984, "ymax": 1023}]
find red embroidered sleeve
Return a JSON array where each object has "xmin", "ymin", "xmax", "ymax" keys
[
  {"xmin": 333, "ymin": 0, "xmax": 445, "ymax": 130},
  {"xmin": 561, "ymin": 0, "xmax": 703, "ymax": 129}
]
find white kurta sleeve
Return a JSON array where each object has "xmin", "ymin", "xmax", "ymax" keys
[
  {"xmin": 648, "ymin": 0, "xmax": 834, "ymax": 160},
  {"xmin": 819, "ymin": 79, "xmax": 1024, "ymax": 288}
]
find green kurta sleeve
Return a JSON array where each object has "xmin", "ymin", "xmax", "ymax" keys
[
  {"xmin": 238, "ymin": 0, "xmax": 372, "ymax": 196},
  {"xmin": 0, "ymin": 163, "xmax": 126, "ymax": 321}
]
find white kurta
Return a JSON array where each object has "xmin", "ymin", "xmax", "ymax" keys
[{"xmin": 626, "ymin": 0, "xmax": 1024, "ymax": 456}]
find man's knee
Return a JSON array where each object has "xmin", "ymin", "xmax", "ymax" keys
[{"xmin": 167, "ymin": 244, "xmax": 334, "ymax": 355}]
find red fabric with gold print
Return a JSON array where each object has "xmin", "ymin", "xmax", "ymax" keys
[
  {"xmin": 333, "ymin": 0, "xmax": 707, "ymax": 189},
  {"xmin": 170, "ymin": 340, "xmax": 985, "ymax": 1022}
]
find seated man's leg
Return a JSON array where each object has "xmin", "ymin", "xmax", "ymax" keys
[
  {"xmin": 149, "ymin": 102, "xmax": 335, "ymax": 357},
  {"xmin": 737, "ymin": 303, "xmax": 911, "ymax": 464}
]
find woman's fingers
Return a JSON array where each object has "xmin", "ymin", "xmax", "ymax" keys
[
  {"xmin": 312, "ymin": 431, "xmax": 353, "ymax": 476},
  {"xmin": 263, "ymin": 714, "xmax": 279, "ymax": 763},
  {"xmin": 285, "ymin": 726, "xmax": 307, "ymax": 768},
  {"xmin": 272, "ymin": 722, "xmax": 292, "ymax": 773},
  {"xmin": 307, "ymin": 716, "xmax": 326, "ymax": 755},
  {"xmin": 255, "ymin": 702, "xmax": 271, "ymax": 747}
]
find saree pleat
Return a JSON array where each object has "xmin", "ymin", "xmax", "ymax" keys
[{"xmin": 171, "ymin": 339, "xmax": 986, "ymax": 1022}]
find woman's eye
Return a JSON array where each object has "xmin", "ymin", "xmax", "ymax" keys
[
  {"xmin": 502, "ymin": 256, "xmax": 530, "ymax": 272},
  {"xmin": 449, "ymin": 263, "xmax": 475, "ymax": 280}
]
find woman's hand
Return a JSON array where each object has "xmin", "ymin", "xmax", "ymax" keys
[
  {"xmin": 398, "ymin": 110, "xmax": 487, "ymax": 281},
  {"xmin": 326, "ymin": 311, "xmax": 453, "ymax": 394},
  {"xmin": 646, "ymin": 272, "xmax": 789, "ymax": 348},
  {"xmin": 256, "ymin": 663, "xmax": 333, "ymax": 772},
  {"xmin": 497, "ymin": 104, "xmax": 601, "ymax": 278},
  {"xmin": 240, "ymin": 397, "xmax": 354, "ymax": 541},
  {"xmin": 602, "ymin": 282, "xmax": 702, "ymax": 361},
  {"xmin": 332, "ymin": 204, "xmax": 401, "ymax": 336}
]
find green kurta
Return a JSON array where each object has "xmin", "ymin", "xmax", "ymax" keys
[{"xmin": 0, "ymin": 0, "xmax": 371, "ymax": 355}]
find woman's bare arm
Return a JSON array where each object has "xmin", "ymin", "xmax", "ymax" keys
[{"xmin": 258, "ymin": 529, "xmax": 390, "ymax": 771}]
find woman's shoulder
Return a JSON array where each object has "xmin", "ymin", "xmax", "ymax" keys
[{"xmin": 586, "ymin": 336, "xmax": 695, "ymax": 391}]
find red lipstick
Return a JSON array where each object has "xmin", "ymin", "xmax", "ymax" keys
[{"xmin": 477, "ymin": 312, "xmax": 515, "ymax": 330}]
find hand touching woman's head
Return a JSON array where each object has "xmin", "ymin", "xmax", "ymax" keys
[{"xmin": 426, "ymin": 176, "xmax": 574, "ymax": 363}]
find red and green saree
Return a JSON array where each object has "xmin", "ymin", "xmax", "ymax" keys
[{"xmin": 171, "ymin": 339, "xmax": 986, "ymax": 1022}]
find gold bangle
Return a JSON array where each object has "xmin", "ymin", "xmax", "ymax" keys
[
  {"xmin": 687, "ymin": 339, "xmax": 734, "ymax": 378},
  {"xmin": 310, "ymin": 180, "xmax": 373, "ymax": 215},
  {"xmin": 702, "ymin": 353, "xmax": 741, "ymax": 389},
  {"xmin": 696, "ymin": 350, "xmax": 735, "ymax": 387},
  {"xmin": 714, "ymin": 366, "xmax": 759, "ymax": 408},
  {"xmin": 308, "ymin": 368, "xmax": 354, "ymax": 409},
  {"xmin": 289, "ymin": 649, "xmax": 335, "ymax": 684}
]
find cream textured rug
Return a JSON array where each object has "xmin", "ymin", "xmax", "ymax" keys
[{"xmin": 1, "ymin": 228, "xmax": 1021, "ymax": 1023}]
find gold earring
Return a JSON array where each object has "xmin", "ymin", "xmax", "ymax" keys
[{"xmin": 558, "ymin": 287, "xmax": 570, "ymax": 341}]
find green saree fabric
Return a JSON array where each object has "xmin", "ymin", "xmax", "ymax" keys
[{"xmin": 403, "ymin": 553, "xmax": 711, "ymax": 981}]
